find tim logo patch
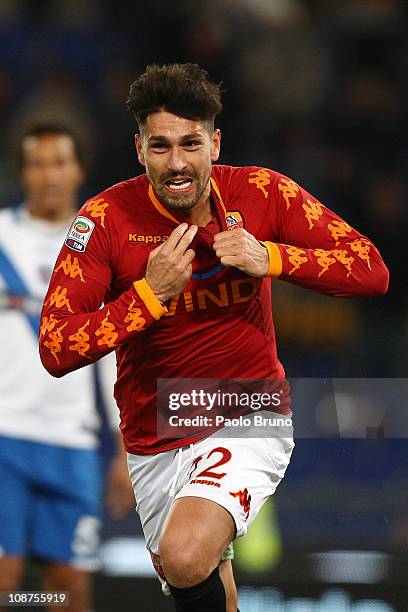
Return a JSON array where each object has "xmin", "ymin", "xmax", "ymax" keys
[
  {"xmin": 65, "ymin": 216, "xmax": 95, "ymax": 252},
  {"xmin": 226, "ymin": 211, "xmax": 244, "ymax": 230}
]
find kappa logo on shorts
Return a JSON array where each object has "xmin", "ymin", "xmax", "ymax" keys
[
  {"xmin": 225, "ymin": 211, "xmax": 244, "ymax": 230},
  {"xmin": 230, "ymin": 487, "xmax": 252, "ymax": 520},
  {"xmin": 65, "ymin": 216, "xmax": 95, "ymax": 253},
  {"xmin": 190, "ymin": 479, "xmax": 221, "ymax": 488}
]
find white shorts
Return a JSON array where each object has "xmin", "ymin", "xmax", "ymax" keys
[{"xmin": 127, "ymin": 410, "xmax": 294, "ymax": 587}]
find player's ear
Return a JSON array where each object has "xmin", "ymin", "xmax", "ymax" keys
[
  {"xmin": 210, "ymin": 129, "xmax": 221, "ymax": 162},
  {"xmin": 135, "ymin": 134, "xmax": 145, "ymax": 166}
]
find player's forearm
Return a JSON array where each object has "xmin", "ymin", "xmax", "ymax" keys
[
  {"xmin": 39, "ymin": 278, "xmax": 167, "ymax": 377},
  {"xmin": 263, "ymin": 240, "xmax": 389, "ymax": 297}
]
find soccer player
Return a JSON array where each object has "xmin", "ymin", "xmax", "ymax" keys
[
  {"xmin": 39, "ymin": 64, "xmax": 389, "ymax": 612},
  {"xmin": 0, "ymin": 124, "xmax": 134, "ymax": 612}
]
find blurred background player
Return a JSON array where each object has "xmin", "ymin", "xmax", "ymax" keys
[{"xmin": 0, "ymin": 123, "xmax": 134, "ymax": 612}]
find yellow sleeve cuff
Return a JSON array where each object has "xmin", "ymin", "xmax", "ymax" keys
[
  {"xmin": 133, "ymin": 278, "xmax": 168, "ymax": 320},
  {"xmin": 261, "ymin": 241, "xmax": 283, "ymax": 278}
]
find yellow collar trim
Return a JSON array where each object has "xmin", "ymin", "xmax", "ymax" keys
[
  {"xmin": 210, "ymin": 177, "xmax": 227, "ymax": 217},
  {"xmin": 148, "ymin": 184, "xmax": 180, "ymax": 225}
]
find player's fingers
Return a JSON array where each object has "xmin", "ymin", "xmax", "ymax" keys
[
  {"xmin": 180, "ymin": 248, "xmax": 195, "ymax": 266},
  {"xmin": 161, "ymin": 223, "xmax": 189, "ymax": 253},
  {"xmin": 213, "ymin": 233, "xmax": 245, "ymax": 252},
  {"xmin": 150, "ymin": 224, "xmax": 194, "ymax": 261},
  {"xmin": 213, "ymin": 238, "xmax": 239, "ymax": 251},
  {"xmin": 219, "ymin": 255, "xmax": 243, "ymax": 269},
  {"xmin": 213, "ymin": 243, "xmax": 242, "ymax": 258},
  {"xmin": 213, "ymin": 228, "xmax": 245, "ymax": 244},
  {"xmin": 174, "ymin": 224, "xmax": 198, "ymax": 257},
  {"xmin": 213, "ymin": 230, "xmax": 231, "ymax": 245},
  {"xmin": 148, "ymin": 239, "xmax": 167, "ymax": 259},
  {"xmin": 178, "ymin": 261, "xmax": 193, "ymax": 285}
]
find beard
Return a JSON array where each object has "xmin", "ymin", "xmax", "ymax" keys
[{"xmin": 150, "ymin": 167, "xmax": 211, "ymax": 211}]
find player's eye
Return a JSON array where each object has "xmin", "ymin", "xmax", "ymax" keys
[
  {"xmin": 183, "ymin": 140, "xmax": 201, "ymax": 149},
  {"xmin": 150, "ymin": 142, "xmax": 168, "ymax": 151}
]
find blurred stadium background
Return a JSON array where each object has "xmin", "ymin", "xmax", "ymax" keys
[{"xmin": 0, "ymin": 0, "xmax": 406, "ymax": 610}]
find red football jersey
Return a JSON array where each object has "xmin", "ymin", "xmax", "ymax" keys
[{"xmin": 39, "ymin": 166, "xmax": 389, "ymax": 454}]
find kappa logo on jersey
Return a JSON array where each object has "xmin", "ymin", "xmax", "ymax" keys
[
  {"xmin": 65, "ymin": 216, "xmax": 95, "ymax": 253},
  {"xmin": 128, "ymin": 233, "xmax": 169, "ymax": 244},
  {"xmin": 124, "ymin": 297, "xmax": 146, "ymax": 332},
  {"xmin": 286, "ymin": 246, "xmax": 308, "ymax": 275},
  {"xmin": 40, "ymin": 314, "xmax": 57, "ymax": 338},
  {"xmin": 225, "ymin": 211, "xmax": 244, "ymax": 230},
  {"xmin": 43, "ymin": 320, "xmax": 68, "ymax": 365},
  {"xmin": 278, "ymin": 177, "xmax": 299, "ymax": 210},
  {"xmin": 69, "ymin": 320, "xmax": 91, "ymax": 357},
  {"xmin": 248, "ymin": 168, "xmax": 271, "ymax": 198},
  {"xmin": 95, "ymin": 310, "xmax": 118, "ymax": 347},
  {"xmin": 46, "ymin": 285, "xmax": 73, "ymax": 313},
  {"xmin": 55, "ymin": 254, "xmax": 85, "ymax": 282},
  {"xmin": 85, "ymin": 198, "xmax": 109, "ymax": 228},
  {"xmin": 314, "ymin": 248, "xmax": 354, "ymax": 278},
  {"xmin": 313, "ymin": 249, "xmax": 337, "ymax": 277},
  {"xmin": 349, "ymin": 238, "xmax": 372, "ymax": 270},
  {"xmin": 333, "ymin": 249, "xmax": 354, "ymax": 277},
  {"xmin": 302, "ymin": 198, "xmax": 324, "ymax": 230},
  {"xmin": 328, "ymin": 220, "xmax": 352, "ymax": 245}
]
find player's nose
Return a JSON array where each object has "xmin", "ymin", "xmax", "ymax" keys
[
  {"xmin": 41, "ymin": 164, "xmax": 62, "ymax": 182},
  {"xmin": 167, "ymin": 147, "xmax": 188, "ymax": 173}
]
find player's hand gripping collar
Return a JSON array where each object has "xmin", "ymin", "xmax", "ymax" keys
[{"xmin": 213, "ymin": 227, "xmax": 271, "ymax": 277}]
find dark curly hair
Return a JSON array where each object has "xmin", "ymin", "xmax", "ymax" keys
[{"xmin": 126, "ymin": 63, "xmax": 223, "ymax": 132}]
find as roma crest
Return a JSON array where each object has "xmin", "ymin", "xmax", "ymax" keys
[{"xmin": 225, "ymin": 211, "xmax": 244, "ymax": 230}]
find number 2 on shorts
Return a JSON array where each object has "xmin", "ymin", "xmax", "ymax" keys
[{"xmin": 193, "ymin": 446, "xmax": 232, "ymax": 479}]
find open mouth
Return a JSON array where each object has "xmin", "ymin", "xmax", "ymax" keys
[{"xmin": 165, "ymin": 178, "xmax": 193, "ymax": 193}]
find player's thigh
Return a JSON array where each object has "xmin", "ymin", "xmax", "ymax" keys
[
  {"xmin": 127, "ymin": 449, "xmax": 178, "ymax": 556},
  {"xmin": 31, "ymin": 448, "xmax": 102, "ymax": 569},
  {"xmin": 175, "ymin": 424, "xmax": 294, "ymax": 539}
]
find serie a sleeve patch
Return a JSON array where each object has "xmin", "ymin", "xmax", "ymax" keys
[{"xmin": 65, "ymin": 216, "xmax": 95, "ymax": 253}]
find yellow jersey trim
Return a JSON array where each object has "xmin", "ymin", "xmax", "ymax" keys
[
  {"xmin": 210, "ymin": 177, "xmax": 228, "ymax": 217},
  {"xmin": 261, "ymin": 241, "xmax": 283, "ymax": 278},
  {"xmin": 133, "ymin": 278, "xmax": 168, "ymax": 320},
  {"xmin": 148, "ymin": 184, "xmax": 179, "ymax": 225}
]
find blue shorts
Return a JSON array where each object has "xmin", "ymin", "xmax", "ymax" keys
[{"xmin": 0, "ymin": 435, "xmax": 102, "ymax": 569}]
